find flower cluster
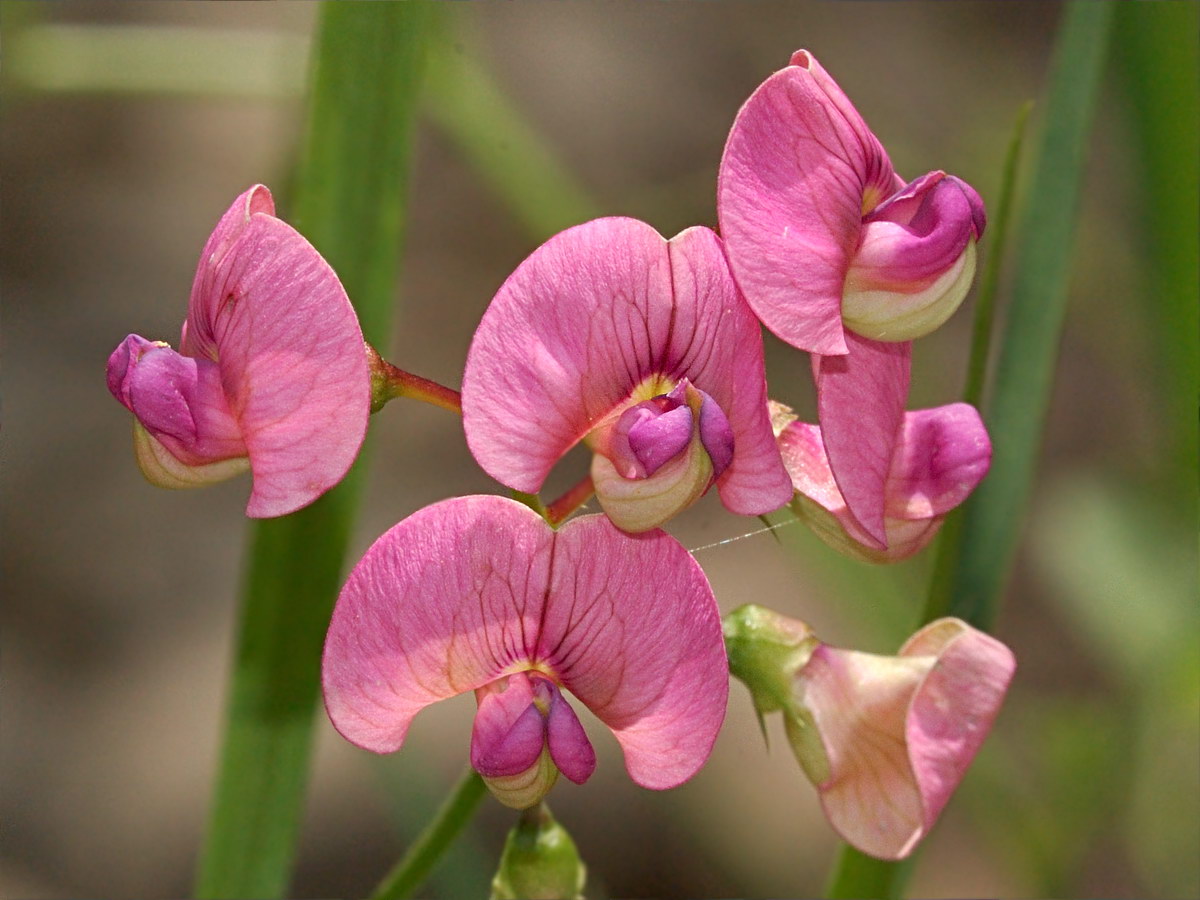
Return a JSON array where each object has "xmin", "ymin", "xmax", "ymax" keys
[{"xmin": 107, "ymin": 51, "xmax": 1013, "ymax": 862}]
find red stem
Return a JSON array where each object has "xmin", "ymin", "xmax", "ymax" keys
[{"xmin": 544, "ymin": 475, "xmax": 595, "ymax": 527}]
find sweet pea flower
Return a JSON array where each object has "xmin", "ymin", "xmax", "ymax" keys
[
  {"xmin": 106, "ymin": 185, "xmax": 370, "ymax": 518},
  {"xmin": 461, "ymin": 217, "xmax": 792, "ymax": 533},
  {"xmin": 724, "ymin": 605, "xmax": 1015, "ymax": 860},
  {"xmin": 718, "ymin": 50, "xmax": 986, "ymax": 355},
  {"xmin": 322, "ymin": 495, "xmax": 728, "ymax": 809},
  {"xmin": 771, "ymin": 393, "xmax": 991, "ymax": 562}
]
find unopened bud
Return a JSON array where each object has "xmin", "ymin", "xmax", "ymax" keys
[{"xmin": 491, "ymin": 804, "xmax": 586, "ymax": 900}]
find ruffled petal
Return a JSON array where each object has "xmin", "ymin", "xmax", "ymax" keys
[
  {"xmin": 324, "ymin": 498, "xmax": 726, "ymax": 794},
  {"xmin": 718, "ymin": 50, "xmax": 895, "ymax": 355},
  {"xmin": 900, "ymin": 619, "xmax": 1015, "ymax": 828},
  {"xmin": 462, "ymin": 219, "xmax": 789, "ymax": 519},
  {"xmin": 463, "ymin": 218, "xmax": 673, "ymax": 493}
]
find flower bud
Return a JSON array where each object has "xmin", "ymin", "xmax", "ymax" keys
[
  {"xmin": 471, "ymin": 672, "xmax": 596, "ymax": 810},
  {"xmin": 490, "ymin": 804, "xmax": 587, "ymax": 900},
  {"xmin": 108, "ymin": 334, "xmax": 249, "ymax": 490}
]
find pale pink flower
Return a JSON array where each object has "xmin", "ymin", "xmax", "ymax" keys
[
  {"xmin": 461, "ymin": 217, "xmax": 792, "ymax": 533},
  {"xmin": 718, "ymin": 50, "xmax": 985, "ymax": 355},
  {"xmin": 322, "ymin": 495, "xmax": 728, "ymax": 808},
  {"xmin": 106, "ymin": 185, "xmax": 370, "ymax": 517},
  {"xmin": 725, "ymin": 606, "xmax": 1015, "ymax": 860}
]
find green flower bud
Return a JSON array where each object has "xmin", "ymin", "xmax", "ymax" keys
[{"xmin": 491, "ymin": 804, "xmax": 586, "ymax": 900}]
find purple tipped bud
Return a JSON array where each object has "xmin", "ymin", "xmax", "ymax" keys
[
  {"xmin": 471, "ymin": 672, "xmax": 596, "ymax": 809},
  {"xmin": 617, "ymin": 396, "xmax": 695, "ymax": 478},
  {"xmin": 694, "ymin": 387, "xmax": 735, "ymax": 478},
  {"xmin": 842, "ymin": 171, "xmax": 985, "ymax": 342},
  {"xmin": 106, "ymin": 334, "xmax": 163, "ymax": 410}
]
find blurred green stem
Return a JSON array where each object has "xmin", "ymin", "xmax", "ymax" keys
[
  {"xmin": 826, "ymin": 2, "xmax": 1116, "ymax": 897},
  {"xmin": 195, "ymin": 5, "xmax": 430, "ymax": 898},
  {"xmin": 370, "ymin": 770, "xmax": 488, "ymax": 900}
]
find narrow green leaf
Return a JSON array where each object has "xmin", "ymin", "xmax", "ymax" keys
[
  {"xmin": 370, "ymin": 770, "xmax": 488, "ymax": 900},
  {"xmin": 195, "ymin": 5, "xmax": 430, "ymax": 897},
  {"xmin": 940, "ymin": 0, "xmax": 1116, "ymax": 631}
]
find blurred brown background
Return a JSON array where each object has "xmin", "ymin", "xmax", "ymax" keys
[{"xmin": 2, "ymin": 2, "xmax": 1196, "ymax": 898}]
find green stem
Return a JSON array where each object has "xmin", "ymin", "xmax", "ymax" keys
[
  {"xmin": 827, "ymin": 3, "xmax": 1116, "ymax": 897},
  {"xmin": 825, "ymin": 846, "xmax": 915, "ymax": 900},
  {"xmin": 195, "ymin": 5, "xmax": 430, "ymax": 897},
  {"xmin": 370, "ymin": 770, "xmax": 489, "ymax": 900}
]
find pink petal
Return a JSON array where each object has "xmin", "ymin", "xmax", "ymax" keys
[
  {"xmin": 204, "ymin": 213, "xmax": 370, "ymax": 518},
  {"xmin": 184, "ymin": 184, "xmax": 275, "ymax": 360},
  {"xmin": 463, "ymin": 218, "xmax": 673, "ymax": 493},
  {"xmin": 471, "ymin": 674, "xmax": 547, "ymax": 778},
  {"xmin": 854, "ymin": 173, "xmax": 980, "ymax": 289},
  {"xmin": 717, "ymin": 50, "xmax": 896, "ymax": 356},
  {"xmin": 534, "ymin": 514, "xmax": 728, "ymax": 790},
  {"xmin": 815, "ymin": 332, "xmax": 911, "ymax": 548},
  {"xmin": 668, "ymin": 227, "xmax": 792, "ymax": 515},
  {"xmin": 800, "ymin": 644, "xmax": 934, "ymax": 860},
  {"xmin": 323, "ymin": 497, "xmax": 553, "ymax": 754},
  {"xmin": 842, "ymin": 173, "xmax": 986, "ymax": 342},
  {"xmin": 900, "ymin": 619, "xmax": 1015, "ymax": 828},
  {"xmin": 778, "ymin": 403, "xmax": 991, "ymax": 561},
  {"xmin": 887, "ymin": 404, "xmax": 991, "ymax": 520},
  {"xmin": 546, "ymin": 686, "xmax": 597, "ymax": 785}
]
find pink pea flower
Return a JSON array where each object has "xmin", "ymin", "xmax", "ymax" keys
[
  {"xmin": 718, "ymin": 50, "xmax": 986, "ymax": 355},
  {"xmin": 106, "ymin": 185, "xmax": 370, "ymax": 518},
  {"xmin": 771, "ymin": 391, "xmax": 991, "ymax": 562},
  {"xmin": 724, "ymin": 605, "xmax": 1015, "ymax": 860},
  {"xmin": 322, "ymin": 495, "xmax": 728, "ymax": 809},
  {"xmin": 461, "ymin": 217, "xmax": 792, "ymax": 533}
]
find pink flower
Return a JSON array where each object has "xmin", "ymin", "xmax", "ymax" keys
[
  {"xmin": 718, "ymin": 50, "xmax": 986, "ymax": 355},
  {"xmin": 772, "ymin": 392, "xmax": 991, "ymax": 562},
  {"xmin": 725, "ymin": 606, "xmax": 1015, "ymax": 860},
  {"xmin": 461, "ymin": 217, "xmax": 792, "ymax": 533},
  {"xmin": 322, "ymin": 495, "xmax": 728, "ymax": 809},
  {"xmin": 106, "ymin": 185, "xmax": 370, "ymax": 518}
]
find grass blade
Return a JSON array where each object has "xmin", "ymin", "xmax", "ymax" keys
[
  {"xmin": 938, "ymin": 0, "xmax": 1116, "ymax": 630},
  {"xmin": 195, "ymin": 5, "xmax": 431, "ymax": 897}
]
